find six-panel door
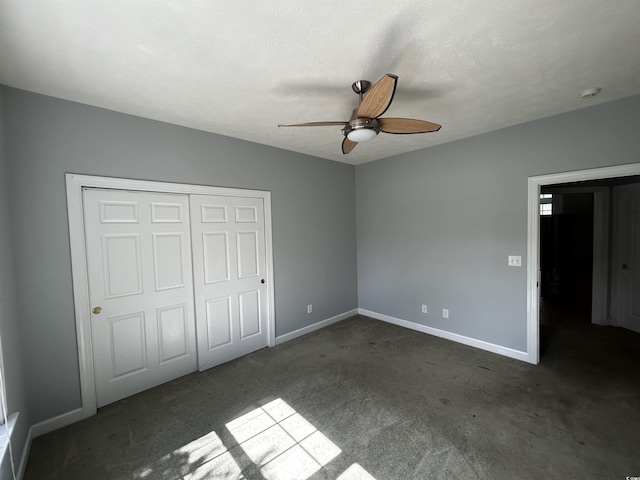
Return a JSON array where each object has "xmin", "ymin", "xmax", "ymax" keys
[
  {"xmin": 83, "ymin": 189, "xmax": 198, "ymax": 407},
  {"xmin": 190, "ymin": 194, "xmax": 269, "ymax": 371}
]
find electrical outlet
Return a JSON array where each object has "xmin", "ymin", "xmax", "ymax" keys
[
  {"xmin": 442, "ymin": 308, "xmax": 449, "ymax": 319},
  {"xmin": 508, "ymin": 255, "xmax": 522, "ymax": 267},
  {"xmin": 421, "ymin": 304, "xmax": 428, "ymax": 314},
  {"xmin": 307, "ymin": 304, "xmax": 312, "ymax": 314}
]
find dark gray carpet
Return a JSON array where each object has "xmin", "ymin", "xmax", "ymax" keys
[{"xmin": 24, "ymin": 313, "xmax": 640, "ymax": 479}]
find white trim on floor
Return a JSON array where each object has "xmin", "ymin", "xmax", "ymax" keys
[
  {"xmin": 359, "ymin": 308, "xmax": 529, "ymax": 362},
  {"xmin": 275, "ymin": 309, "xmax": 359, "ymax": 345},
  {"xmin": 17, "ymin": 426, "xmax": 31, "ymax": 480},
  {"xmin": 30, "ymin": 408, "xmax": 84, "ymax": 439},
  {"xmin": 18, "ymin": 407, "xmax": 85, "ymax": 478}
]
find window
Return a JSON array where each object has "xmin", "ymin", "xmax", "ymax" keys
[
  {"xmin": 540, "ymin": 193, "xmax": 553, "ymax": 216},
  {"xmin": 0, "ymin": 335, "xmax": 18, "ymax": 480}
]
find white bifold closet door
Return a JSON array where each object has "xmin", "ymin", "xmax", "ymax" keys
[
  {"xmin": 83, "ymin": 189, "xmax": 197, "ymax": 407},
  {"xmin": 189, "ymin": 194, "xmax": 269, "ymax": 371}
]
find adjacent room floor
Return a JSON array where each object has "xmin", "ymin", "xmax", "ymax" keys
[{"xmin": 24, "ymin": 313, "xmax": 640, "ymax": 479}]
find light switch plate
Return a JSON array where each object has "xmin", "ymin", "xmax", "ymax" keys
[{"xmin": 508, "ymin": 255, "xmax": 522, "ymax": 267}]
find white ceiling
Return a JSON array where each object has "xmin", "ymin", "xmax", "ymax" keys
[{"xmin": 1, "ymin": 1, "xmax": 639, "ymax": 165}]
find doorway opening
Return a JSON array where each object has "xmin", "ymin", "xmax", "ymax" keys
[
  {"xmin": 539, "ymin": 190, "xmax": 595, "ymax": 357},
  {"xmin": 527, "ymin": 163, "xmax": 640, "ymax": 364}
]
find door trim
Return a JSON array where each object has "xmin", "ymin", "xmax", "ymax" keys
[
  {"xmin": 66, "ymin": 174, "xmax": 276, "ymax": 418},
  {"xmin": 527, "ymin": 163, "xmax": 640, "ymax": 364}
]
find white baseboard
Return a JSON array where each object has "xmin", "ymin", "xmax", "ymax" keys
[
  {"xmin": 30, "ymin": 408, "xmax": 84, "ymax": 439},
  {"xmin": 16, "ymin": 425, "xmax": 31, "ymax": 480},
  {"xmin": 16, "ymin": 407, "xmax": 85, "ymax": 478},
  {"xmin": 275, "ymin": 309, "xmax": 358, "ymax": 345},
  {"xmin": 358, "ymin": 308, "xmax": 529, "ymax": 362}
]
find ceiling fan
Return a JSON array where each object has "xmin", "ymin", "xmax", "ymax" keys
[{"xmin": 278, "ymin": 73, "xmax": 441, "ymax": 154}]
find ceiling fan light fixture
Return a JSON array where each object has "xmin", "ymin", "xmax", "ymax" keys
[
  {"xmin": 344, "ymin": 117, "xmax": 380, "ymax": 143},
  {"xmin": 347, "ymin": 127, "xmax": 378, "ymax": 143}
]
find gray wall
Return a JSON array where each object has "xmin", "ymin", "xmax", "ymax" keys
[
  {"xmin": 0, "ymin": 88, "xmax": 29, "ymax": 478},
  {"xmin": 356, "ymin": 94, "xmax": 640, "ymax": 351},
  {"xmin": 2, "ymin": 86, "xmax": 358, "ymax": 424},
  {"xmin": 4, "ymin": 82, "xmax": 640, "ymax": 436}
]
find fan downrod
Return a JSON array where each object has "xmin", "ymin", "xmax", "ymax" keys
[{"xmin": 351, "ymin": 80, "xmax": 371, "ymax": 103}]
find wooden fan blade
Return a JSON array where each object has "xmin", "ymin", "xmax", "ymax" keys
[
  {"xmin": 342, "ymin": 137, "xmax": 357, "ymax": 154},
  {"xmin": 378, "ymin": 117, "xmax": 442, "ymax": 134},
  {"xmin": 356, "ymin": 74, "xmax": 398, "ymax": 119},
  {"xmin": 278, "ymin": 121, "xmax": 347, "ymax": 127}
]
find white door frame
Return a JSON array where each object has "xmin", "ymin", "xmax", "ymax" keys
[
  {"xmin": 527, "ymin": 163, "xmax": 640, "ymax": 364},
  {"xmin": 66, "ymin": 174, "xmax": 276, "ymax": 418}
]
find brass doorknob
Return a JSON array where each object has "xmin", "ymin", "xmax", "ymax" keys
[{"xmin": 92, "ymin": 307, "xmax": 102, "ymax": 314}]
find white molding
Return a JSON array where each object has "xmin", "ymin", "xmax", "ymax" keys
[
  {"xmin": 16, "ymin": 408, "xmax": 84, "ymax": 479},
  {"xmin": 17, "ymin": 425, "xmax": 31, "ymax": 480},
  {"xmin": 527, "ymin": 179, "xmax": 540, "ymax": 364},
  {"xmin": 30, "ymin": 408, "xmax": 84, "ymax": 439},
  {"xmin": 532, "ymin": 163, "xmax": 640, "ymax": 184},
  {"xmin": 275, "ymin": 309, "xmax": 358, "ymax": 345},
  {"xmin": 591, "ymin": 191, "xmax": 610, "ymax": 326},
  {"xmin": 65, "ymin": 173, "xmax": 276, "ymax": 418},
  {"xmin": 66, "ymin": 174, "xmax": 270, "ymax": 198},
  {"xmin": 527, "ymin": 163, "xmax": 640, "ymax": 364},
  {"xmin": 66, "ymin": 175, "xmax": 98, "ymax": 418},
  {"xmin": 359, "ymin": 309, "xmax": 530, "ymax": 362},
  {"xmin": 263, "ymin": 193, "xmax": 276, "ymax": 348}
]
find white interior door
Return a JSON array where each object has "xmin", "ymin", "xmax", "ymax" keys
[
  {"xmin": 614, "ymin": 184, "xmax": 640, "ymax": 333},
  {"xmin": 83, "ymin": 188, "xmax": 197, "ymax": 407},
  {"xmin": 190, "ymin": 194, "xmax": 269, "ymax": 371}
]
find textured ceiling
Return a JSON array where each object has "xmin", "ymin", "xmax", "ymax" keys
[{"xmin": 1, "ymin": 1, "xmax": 639, "ymax": 165}]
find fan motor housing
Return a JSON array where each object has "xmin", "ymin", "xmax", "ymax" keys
[{"xmin": 342, "ymin": 117, "xmax": 380, "ymax": 139}]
